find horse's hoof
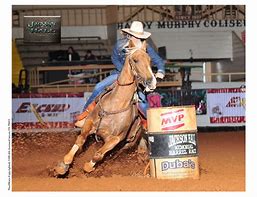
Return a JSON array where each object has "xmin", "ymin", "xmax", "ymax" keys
[
  {"xmin": 92, "ymin": 152, "xmax": 102, "ymax": 161},
  {"xmin": 54, "ymin": 161, "xmax": 70, "ymax": 175},
  {"xmin": 83, "ymin": 161, "xmax": 95, "ymax": 173}
]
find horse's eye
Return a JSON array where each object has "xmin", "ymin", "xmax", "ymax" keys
[{"xmin": 133, "ymin": 59, "xmax": 138, "ymax": 63}]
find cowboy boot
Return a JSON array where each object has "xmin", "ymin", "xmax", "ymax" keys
[
  {"xmin": 74, "ymin": 101, "xmax": 96, "ymax": 128},
  {"xmin": 141, "ymin": 118, "xmax": 147, "ymax": 130}
]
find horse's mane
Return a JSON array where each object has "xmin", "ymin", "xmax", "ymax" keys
[{"xmin": 124, "ymin": 40, "xmax": 146, "ymax": 56}]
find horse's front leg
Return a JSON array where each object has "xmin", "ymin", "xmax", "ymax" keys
[
  {"xmin": 83, "ymin": 133, "xmax": 122, "ymax": 173},
  {"xmin": 54, "ymin": 119, "xmax": 94, "ymax": 175},
  {"xmin": 110, "ymin": 117, "xmax": 142, "ymax": 160}
]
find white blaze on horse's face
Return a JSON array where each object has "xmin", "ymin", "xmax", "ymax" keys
[
  {"xmin": 145, "ymin": 67, "xmax": 157, "ymax": 91},
  {"xmin": 130, "ymin": 49, "xmax": 153, "ymax": 80},
  {"xmin": 130, "ymin": 36, "xmax": 143, "ymax": 48},
  {"xmin": 127, "ymin": 40, "xmax": 156, "ymax": 91}
]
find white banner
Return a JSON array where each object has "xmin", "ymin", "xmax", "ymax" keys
[
  {"xmin": 12, "ymin": 94, "xmax": 86, "ymax": 129},
  {"xmin": 117, "ymin": 20, "xmax": 245, "ymax": 32},
  {"xmin": 207, "ymin": 88, "xmax": 245, "ymax": 124}
]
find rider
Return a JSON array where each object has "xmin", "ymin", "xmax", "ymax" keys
[{"xmin": 75, "ymin": 21, "xmax": 165, "ymax": 127}]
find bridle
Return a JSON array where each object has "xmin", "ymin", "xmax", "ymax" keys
[
  {"xmin": 95, "ymin": 47, "xmax": 151, "ymax": 137},
  {"xmin": 116, "ymin": 76, "xmax": 135, "ymax": 86},
  {"xmin": 117, "ymin": 47, "xmax": 149, "ymax": 87}
]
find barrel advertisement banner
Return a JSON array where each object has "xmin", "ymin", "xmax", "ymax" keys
[
  {"xmin": 150, "ymin": 156, "xmax": 199, "ymax": 179},
  {"xmin": 207, "ymin": 88, "xmax": 245, "ymax": 124},
  {"xmin": 147, "ymin": 106, "xmax": 197, "ymax": 133},
  {"xmin": 12, "ymin": 93, "xmax": 85, "ymax": 129},
  {"xmin": 148, "ymin": 133, "xmax": 198, "ymax": 158}
]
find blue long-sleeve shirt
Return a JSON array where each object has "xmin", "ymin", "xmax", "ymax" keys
[{"xmin": 111, "ymin": 39, "xmax": 165, "ymax": 75}]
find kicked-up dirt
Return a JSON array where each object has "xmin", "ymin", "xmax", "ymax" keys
[{"xmin": 12, "ymin": 130, "xmax": 245, "ymax": 191}]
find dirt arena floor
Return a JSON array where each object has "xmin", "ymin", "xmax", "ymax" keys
[{"xmin": 12, "ymin": 129, "xmax": 245, "ymax": 191}]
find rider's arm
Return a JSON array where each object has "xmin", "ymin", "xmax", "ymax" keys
[
  {"xmin": 146, "ymin": 44, "xmax": 165, "ymax": 75},
  {"xmin": 111, "ymin": 42, "xmax": 124, "ymax": 72}
]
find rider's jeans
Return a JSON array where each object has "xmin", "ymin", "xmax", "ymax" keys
[{"xmin": 83, "ymin": 73, "xmax": 118, "ymax": 111}]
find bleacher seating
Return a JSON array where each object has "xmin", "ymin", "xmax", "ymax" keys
[{"xmin": 15, "ymin": 36, "xmax": 113, "ymax": 67}]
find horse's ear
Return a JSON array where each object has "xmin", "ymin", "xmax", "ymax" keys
[
  {"xmin": 142, "ymin": 40, "xmax": 147, "ymax": 51},
  {"xmin": 128, "ymin": 39, "xmax": 136, "ymax": 48}
]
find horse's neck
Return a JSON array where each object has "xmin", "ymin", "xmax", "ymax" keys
[
  {"xmin": 112, "ymin": 58, "xmax": 136, "ymax": 103},
  {"xmin": 118, "ymin": 58, "xmax": 135, "ymax": 85}
]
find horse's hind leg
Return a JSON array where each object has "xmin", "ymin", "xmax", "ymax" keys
[
  {"xmin": 54, "ymin": 119, "xmax": 94, "ymax": 175},
  {"xmin": 115, "ymin": 118, "xmax": 148, "ymax": 163},
  {"xmin": 83, "ymin": 134, "xmax": 121, "ymax": 172}
]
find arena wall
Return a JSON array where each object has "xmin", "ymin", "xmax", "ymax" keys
[{"xmin": 12, "ymin": 82, "xmax": 245, "ymax": 130}]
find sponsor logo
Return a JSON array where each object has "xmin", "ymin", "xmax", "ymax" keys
[
  {"xmin": 168, "ymin": 134, "xmax": 197, "ymax": 156},
  {"xmin": 168, "ymin": 145, "xmax": 197, "ymax": 156},
  {"xmin": 16, "ymin": 102, "xmax": 70, "ymax": 113},
  {"xmin": 160, "ymin": 109, "xmax": 185, "ymax": 130},
  {"xmin": 161, "ymin": 159, "xmax": 195, "ymax": 171},
  {"xmin": 148, "ymin": 133, "xmax": 198, "ymax": 157},
  {"xmin": 24, "ymin": 16, "xmax": 61, "ymax": 43},
  {"xmin": 168, "ymin": 133, "xmax": 196, "ymax": 147},
  {"xmin": 226, "ymin": 96, "xmax": 245, "ymax": 108},
  {"xmin": 212, "ymin": 105, "xmax": 222, "ymax": 116},
  {"xmin": 210, "ymin": 116, "xmax": 245, "ymax": 123}
]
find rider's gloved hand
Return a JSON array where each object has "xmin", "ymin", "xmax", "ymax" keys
[
  {"xmin": 155, "ymin": 71, "xmax": 165, "ymax": 82},
  {"xmin": 145, "ymin": 75, "xmax": 157, "ymax": 92}
]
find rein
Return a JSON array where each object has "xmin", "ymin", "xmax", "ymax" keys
[
  {"xmin": 95, "ymin": 90, "xmax": 136, "ymax": 138},
  {"xmin": 95, "ymin": 47, "xmax": 147, "ymax": 135},
  {"xmin": 116, "ymin": 76, "xmax": 135, "ymax": 86},
  {"xmin": 98, "ymin": 93, "xmax": 135, "ymax": 117}
]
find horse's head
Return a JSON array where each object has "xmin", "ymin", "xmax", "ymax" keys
[{"xmin": 126, "ymin": 40, "xmax": 156, "ymax": 91}]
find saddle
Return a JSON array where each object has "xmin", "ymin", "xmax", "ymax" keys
[
  {"xmin": 75, "ymin": 82, "xmax": 119, "ymax": 121},
  {"xmin": 76, "ymin": 82, "xmax": 148, "ymax": 129}
]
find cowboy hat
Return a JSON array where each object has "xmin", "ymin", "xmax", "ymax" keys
[{"xmin": 121, "ymin": 21, "xmax": 151, "ymax": 39}]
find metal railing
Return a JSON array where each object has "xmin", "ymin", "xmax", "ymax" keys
[
  {"xmin": 26, "ymin": 61, "xmax": 245, "ymax": 93},
  {"xmin": 193, "ymin": 72, "xmax": 245, "ymax": 82},
  {"xmin": 27, "ymin": 64, "xmax": 182, "ymax": 93}
]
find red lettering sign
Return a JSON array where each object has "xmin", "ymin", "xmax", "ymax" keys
[
  {"xmin": 16, "ymin": 102, "xmax": 70, "ymax": 113},
  {"xmin": 160, "ymin": 109, "xmax": 185, "ymax": 131}
]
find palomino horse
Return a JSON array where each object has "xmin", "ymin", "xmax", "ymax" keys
[{"xmin": 54, "ymin": 40, "xmax": 156, "ymax": 175}]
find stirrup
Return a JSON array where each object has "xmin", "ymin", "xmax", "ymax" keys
[
  {"xmin": 76, "ymin": 109, "xmax": 90, "ymax": 121},
  {"xmin": 141, "ymin": 119, "xmax": 147, "ymax": 130}
]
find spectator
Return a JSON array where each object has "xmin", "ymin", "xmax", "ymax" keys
[
  {"xmin": 84, "ymin": 50, "xmax": 97, "ymax": 61},
  {"xmin": 67, "ymin": 46, "xmax": 80, "ymax": 61},
  {"xmin": 83, "ymin": 50, "xmax": 98, "ymax": 83}
]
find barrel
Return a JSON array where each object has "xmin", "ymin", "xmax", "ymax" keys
[{"xmin": 147, "ymin": 105, "xmax": 199, "ymax": 179}]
